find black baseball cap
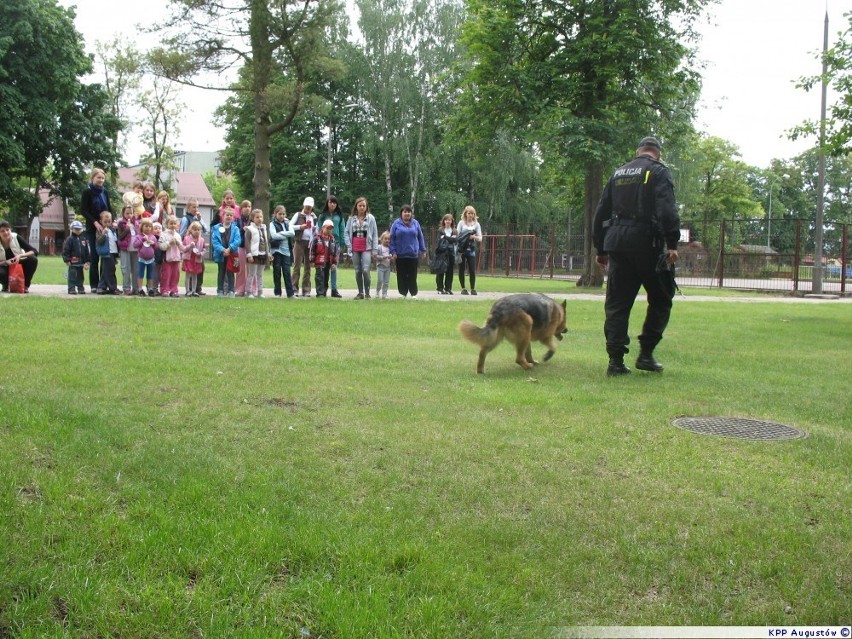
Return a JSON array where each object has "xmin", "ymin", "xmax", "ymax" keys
[{"xmin": 638, "ymin": 136, "xmax": 662, "ymax": 151}]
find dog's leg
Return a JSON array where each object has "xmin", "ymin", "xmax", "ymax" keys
[
  {"xmin": 513, "ymin": 315, "xmax": 534, "ymax": 370},
  {"xmin": 541, "ymin": 335, "xmax": 558, "ymax": 361},
  {"xmin": 476, "ymin": 349, "xmax": 488, "ymax": 374}
]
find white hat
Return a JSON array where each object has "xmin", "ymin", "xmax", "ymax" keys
[
  {"xmin": 322, "ymin": 219, "xmax": 334, "ymax": 228},
  {"xmin": 303, "ymin": 196, "xmax": 315, "ymax": 208}
]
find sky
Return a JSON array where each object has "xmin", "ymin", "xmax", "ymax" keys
[{"xmin": 59, "ymin": 0, "xmax": 852, "ymax": 169}]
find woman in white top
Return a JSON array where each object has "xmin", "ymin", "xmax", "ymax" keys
[{"xmin": 456, "ymin": 205, "xmax": 483, "ymax": 295}]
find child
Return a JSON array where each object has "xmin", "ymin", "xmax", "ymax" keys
[
  {"xmin": 95, "ymin": 210, "xmax": 119, "ymax": 294},
  {"xmin": 309, "ymin": 219, "xmax": 339, "ymax": 297},
  {"xmin": 133, "ymin": 218, "xmax": 157, "ymax": 295},
  {"xmin": 234, "ymin": 199, "xmax": 252, "ymax": 296},
  {"xmin": 158, "ymin": 215, "xmax": 183, "ymax": 297},
  {"xmin": 116, "ymin": 204, "xmax": 139, "ymax": 295},
  {"xmin": 182, "ymin": 221, "xmax": 205, "ymax": 297},
  {"xmin": 153, "ymin": 190, "xmax": 174, "ymax": 224},
  {"xmin": 141, "ymin": 182, "xmax": 157, "ymax": 217},
  {"xmin": 269, "ymin": 205, "xmax": 295, "ymax": 298},
  {"xmin": 244, "ymin": 208, "xmax": 269, "ymax": 298},
  {"xmin": 151, "ymin": 222, "xmax": 164, "ymax": 295},
  {"xmin": 375, "ymin": 231, "xmax": 392, "ymax": 299},
  {"xmin": 179, "ymin": 197, "xmax": 208, "ymax": 295},
  {"xmin": 211, "ymin": 208, "xmax": 242, "ymax": 297},
  {"xmin": 62, "ymin": 220, "xmax": 89, "ymax": 294}
]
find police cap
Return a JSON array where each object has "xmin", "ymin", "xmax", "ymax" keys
[{"xmin": 638, "ymin": 136, "xmax": 662, "ymax": 151}]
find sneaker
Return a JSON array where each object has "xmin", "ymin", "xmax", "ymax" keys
[
  {"xmin": 471, "ymin": 289, "xmax": 478, "ymax": 295},
  {"xmin": 365, "ymin": 292, "xmax": 371, "ymax": 299},
  {"xmin": 445, "ymin": 289, "xmax": 453, "ymax": 295},
  {"xmin": 256, "ymin": 294, "xmax": 264, "ymax": 299},
  {"xmin": 461, "ymin": 289, "xmax": 469, "ymax": 295},
  {"xmin": 331, "ymin": 289, "xmax": 342, "ymax": 298},
  {"xmin": 354, "ymin": 293, "xmax": 364, "ymax": 300},
  {"xmin": 78, "ymin": 289, "xmax": 86, "ymax": 295},
  {"xmin": 68, "ymin": 290, "xmax": 77, "ymax": 295},
  {"xmin": 410, "ymin": 295, "xmax": 418, "ymax": 300},
  {"xmin": 247, "ymin": 294, "xmax": 255, "ymax": 298},
  {"xmin": 437, "ymin": 289, "xmax": 445, "ymax": 294},
  {"xmin": 197, "ymin": 291, "xmax": 207, "ymax": 296},
  {"xmin": 169, "ymin": 292, "xmax": 179, "ymax": 298},
  {"xmin": 382, "ymin": 293, "xmax": 388, "ymax": 299},
  {"xmin": 228, "ymin": 292, "xmax": 236, "ymax": 298}
]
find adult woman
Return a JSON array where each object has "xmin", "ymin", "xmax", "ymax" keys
[
  {"xmin": 0, "ymin": 220, "xmax": 39, "ymax": 293},
  {"xmin": 389, "ymin": 204, "xmax": 426, "ymax": 299},
  {"xmin": 317, "ymin": 196, "xmax": 347, "ymax": 297},
  {"xmin": 345, "ymin": 197, "xmax": 379, "ymax": 299},
  {"xmin": 456, "ymin": 205, "xmax": 483, "ymax": 295},
  {"xmin": 80, "ymin": 168, "xmax": 112, "ymax": 291},
  {"xmin": 433, "ymin": 213, "xmax": 457, "ymax": 294}
]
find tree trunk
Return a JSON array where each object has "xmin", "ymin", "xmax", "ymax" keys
[
  {"xmin": 578, "ymin": 161, "xmax": 604, "ymax": 287},
  {"xmin": 383, "ymin": 121, "xmax": 394, "ymax": 223}
]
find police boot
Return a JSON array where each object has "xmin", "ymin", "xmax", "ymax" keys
[
  {"xmin": 636, "ymin": 350, "xmax": 663, "ymax": 373},
  {"xmin": 607, "ymin": 358, "xmax": 631, "ymax": 377}
]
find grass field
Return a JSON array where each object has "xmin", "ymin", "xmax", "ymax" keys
[{"xmin": 0, "ymin": 291, "xmax": 849, "ymax": 637}]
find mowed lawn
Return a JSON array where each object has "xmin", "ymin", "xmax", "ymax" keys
[{"xmin": 0, "ymin": 291, "xmax": 849, "ymax": 637}]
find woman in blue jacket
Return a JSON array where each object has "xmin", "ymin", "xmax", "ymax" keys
[{"xmin": 389, "ymin": 204, "xmax": 426, "ymax": 299}]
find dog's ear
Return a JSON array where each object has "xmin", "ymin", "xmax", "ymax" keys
[{"xmin": 561, "ymin": 299, "xmax": 567, "ymax": 311}]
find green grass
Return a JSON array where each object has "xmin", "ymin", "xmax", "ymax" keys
[{"xmin": 0, "ymin": 295, "xmax": 849, "ymax": 637}]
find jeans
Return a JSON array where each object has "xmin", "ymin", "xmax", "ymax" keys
[
  {"xmin": 272, "ymin": 252, "xmax": 294, "ymax": 297},
  {"xmin": 67, "ymin": 265, "xmax": 85, "ymax": 292},
  {"xmin": 217, "ymin": 262, "xmax": 235, "ymax": 295},
  {"xmin": 98, "ymin": 254, "xmax": 118, "ymax": 292},
  {"xmin": 352, "ymin": 251, "xmax": 372, "ymax": 295}
]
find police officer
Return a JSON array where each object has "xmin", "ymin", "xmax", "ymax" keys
[{"xmin": 593, "ymin": 136, "xmax": 680, "ymax": 377}]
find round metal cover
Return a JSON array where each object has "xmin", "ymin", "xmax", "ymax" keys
[{"xmin": 672, "ymin": 416, "xmax": 808, "ymax": 441}]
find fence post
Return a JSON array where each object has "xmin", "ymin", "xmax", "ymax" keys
[
  {"xmin": 718, "ymin": 220, "xmax": 726, "ymax": 288},
  {"xmin": 549, "ymin": 224, "xmax": 555, "ymax": 279},
  {"xmin": 841, "ymin": 223, "xmax": 847, "ymax": 294},
  {"xmin": 793, "ymin": 219, "xmax": 801, "ymax": 293},
  {"xmin": 504, "ymin": 224, "xmax": 511, "ymax": 277}
]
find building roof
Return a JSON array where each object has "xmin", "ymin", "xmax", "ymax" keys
[
  {"xmin": 113, "ymin": 167, "xmax": 215, "ymax": 208},
  {"xmin": 174, "ymin": 172, "xmax": 215, "ymax": 207},
  {"xmin": 38, "ymin": 188, "xmax": 71, "ymax": 229}
]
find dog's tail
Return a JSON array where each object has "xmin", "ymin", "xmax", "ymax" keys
[{"xmin": 458, "ymin": 319, "xmax": 501, "ymax": 350}]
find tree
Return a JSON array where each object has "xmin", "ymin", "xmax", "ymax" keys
[
  {"xmin": 792, "ymin": 11, "xmax": 852, "ymax": 157},
  {"xmin": 95, "ymin": 39, "xmax": 143, "ymax": 169},
  {"xmin": 0, "ymin": 0, "xmax": 121, "ymax": 224},
  {"xmin": 137, "ymin": 76, "xmax": 184, "ymax": 191},
  {"xmin": 149, "ymin": 0, "xmax": 342, "ymax": 218},
  {"xmin": 457, "ymin": 0, "xmax": 710, "ymax": 286}
]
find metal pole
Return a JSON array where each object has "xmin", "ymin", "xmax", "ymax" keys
[
  {"xmin": 812, "ymin": 11, "xmax": 829, "ymax": 294},
  {"xmin": 767, "ymin": 184, "xmax": 772, "ymax": 249}
]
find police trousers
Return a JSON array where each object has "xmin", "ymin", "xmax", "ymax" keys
[{"xmin": 603, "ymin": 249, "xmax": 675, "ymax": 359}]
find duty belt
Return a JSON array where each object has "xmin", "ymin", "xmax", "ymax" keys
[{"xmin": 602, "ymin": 217, "xmax": 651, "ymax": 229}]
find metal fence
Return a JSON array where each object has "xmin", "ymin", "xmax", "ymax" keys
[{"xmin": 425, "ymin": 220, "xmax": 850, "ymax": 295}]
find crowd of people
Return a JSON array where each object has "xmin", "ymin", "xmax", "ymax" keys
[{"xmin": 0, "ymin": 169, "xmax": 486, "ymax": 299}]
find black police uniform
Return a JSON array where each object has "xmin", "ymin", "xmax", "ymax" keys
[{"xmin": 592, "ymin": 152, "xmax": 680, "ymax": 367}]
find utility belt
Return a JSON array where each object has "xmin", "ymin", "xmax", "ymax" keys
[{"xmin": 602, "ymin": 217, "xmax": 652, "ymax": 229}]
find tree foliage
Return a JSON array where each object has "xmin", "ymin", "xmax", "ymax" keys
[
  {"xmin": 792, "ymin": 11, "xmax": 852, "ymax": 157},
  {"xmin": 456, "ymin": 0, "xmax": 712, "ymax": 285},
  {"xmin": 0, "ymin": 0, "xmax": 120, "ymax": 223},
  {"xmin": 150, "ymin": 0, "xmax": 342, "ymax": 218}
]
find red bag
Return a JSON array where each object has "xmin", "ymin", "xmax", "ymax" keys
[
  {"xmin": 226, "ymin": 252, "xmax": 240, "ymax": 273},
  {"xmin": 8, "ymin": 262, "xmax": 25, "ymax": 293}
]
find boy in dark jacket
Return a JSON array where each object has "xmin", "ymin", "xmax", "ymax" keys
[{"xmin": 62, "ymin": 220, "xmax": 90, "ymax": 294}]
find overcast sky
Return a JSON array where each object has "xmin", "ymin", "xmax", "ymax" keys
[{"xmin": 60, "ymin": 0, "xmax": 852, "ymax": 168}]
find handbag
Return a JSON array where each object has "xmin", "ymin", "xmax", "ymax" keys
[
  {"xmin": 8, "ymin": 262, "xmax": 25, "ymax": 293},
  {"xmin": 226, "ymin": 252, "xmax": 240, "ymax": 273}
]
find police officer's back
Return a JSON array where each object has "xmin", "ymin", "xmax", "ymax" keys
[{"xmin": 592, "ymin": 136, "xmax": 680, "ymax": 377}]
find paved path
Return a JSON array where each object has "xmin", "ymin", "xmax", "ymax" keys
[{"xmin": 5, "ymin": 285, "xmax": 850, "ymax": 303}]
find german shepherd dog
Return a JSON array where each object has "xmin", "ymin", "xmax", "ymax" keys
[{"xmin": 458, "ymin": 293, "xmax": 567, "ymax": 374}]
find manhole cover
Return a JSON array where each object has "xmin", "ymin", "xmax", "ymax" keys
[{"xmin": 672, "ymin": 416, "xmax": 808, "ymax": 441}]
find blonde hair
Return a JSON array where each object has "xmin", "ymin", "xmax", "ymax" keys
[
  {"xmin": 462, "ymin": 205, "xmax": 477, "ymax": 222},
  {"xmin": 188, "ymin": 221, "xmax": 202, "ymax": 234},
  {"xmin": 166, "ymin": 215, "xmax": 179, "ymax": 228},
  {"xmin": 139, "ymin": 219, "xmax": 153, "ymax": 233},
  {"xmin": 240, "ymin": 199, "xmax": 252, "ymax": 209},
  {"xmin": 251, "ymin": 208, "xmax": 264, "ymax": 221},
  {"xmin": 380, "ymin": 231, "xmax": 390, "ymax": 242},
  {"xmin": 90, "ymin": 168, "xmax": 105, "ymax": 181}
]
